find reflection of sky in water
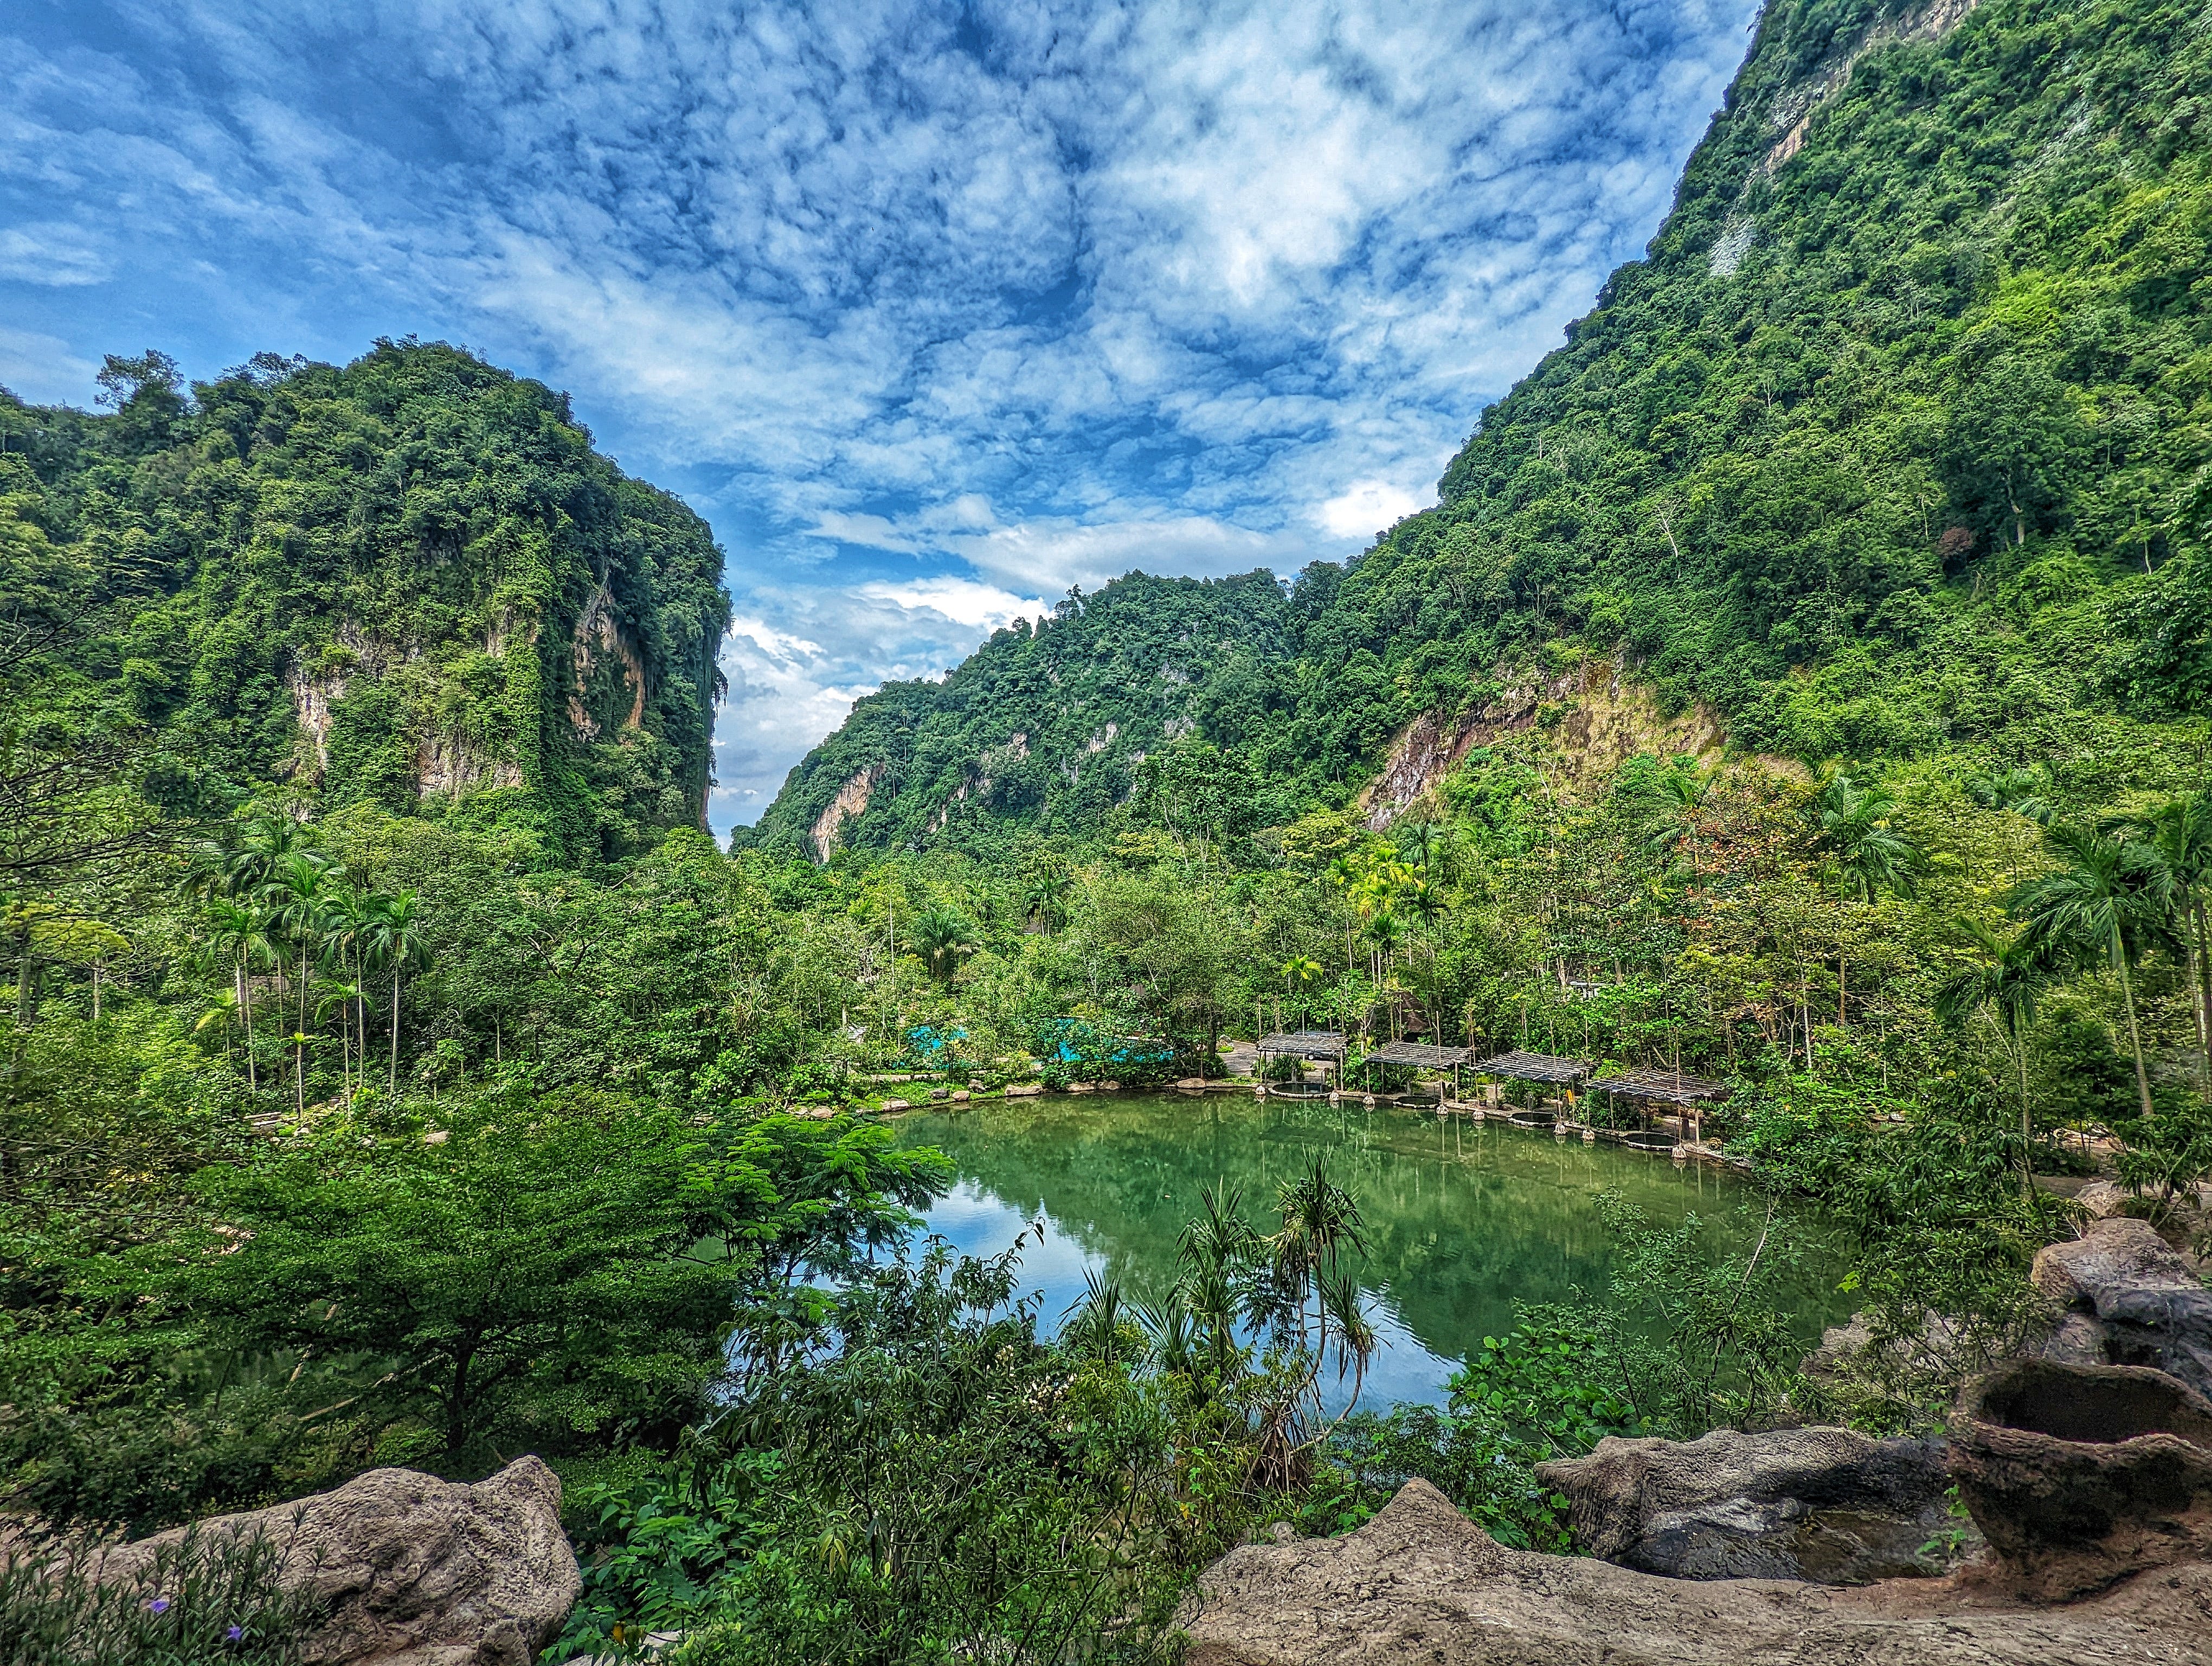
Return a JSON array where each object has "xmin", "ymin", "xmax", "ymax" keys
[
  {"xmin": 914, "ymin": 1179, "xmax": 1109, "ymax": 1333},
  {"xmin": 911, "ymin": 1178, "xmax": 1461, "ymax": 1413}
]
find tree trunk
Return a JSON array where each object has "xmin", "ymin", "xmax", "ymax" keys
[
  {"xmin": 390, "ymin": 971, "xmax": 401, "ymax": 1095},
  {"xmin": 2192, "ymin": 901, "xmax": 2211, "ymax": 1100},
  {"xmin": 238, "ymin": 953, "xmax": 256, "ymax": 1091},
  {"xmin": 2115, "ymin": 946, "xmax": 2155, "ymax": 1122}
]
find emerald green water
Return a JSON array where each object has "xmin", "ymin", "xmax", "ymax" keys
[{"xmin": 893, "ymin": 1092, "xmax": 1852, "ymax": 1409}]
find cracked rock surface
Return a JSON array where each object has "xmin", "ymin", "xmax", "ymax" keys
[{"xmin": 1178, "ymin": 1476, "xmax": 2212, "ymax": 1665}]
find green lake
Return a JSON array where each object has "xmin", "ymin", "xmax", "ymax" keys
[{"xmin": 892, "ymin": 1092, "xmax": 1854, "ymax": 1409}]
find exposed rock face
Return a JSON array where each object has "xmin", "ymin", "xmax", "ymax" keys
[
  {"xmin": 103, "ymin": 1458, "xmax": 580, "ymax": 1666},
  {"xmin": 1536, "ymin": 1426, "xmax": 1953, "ymax": 1582},
  {"xmin": 1178, "ymin": 1477, "xmax": 2212, "ymax": 1665},
  {"xmin": 811, "ymin": 765, "xmax": 881, "ymax": 861},
  {"xmin": 1950, "ymin": 1359, "xmax": 2212, "ymax": 1603},
  {"xmin": 2033, "ymin": 1215, "xmax": 2212, "ymax": 1399}
]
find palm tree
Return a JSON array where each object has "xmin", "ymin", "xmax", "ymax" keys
[
  {"xmin": 1812, "ymin": 774, "xmax": 1920, "ymax": 1026},
  {"xmin": 320, "ymin": 887, "xmax": 375, "ymax": 1097},
  {"xmin": 1021, "ymin": 872, "xmax": 1072, "ymax": 935},
  {"xmin": 263, "ymin": 851, "xmax": 332, "ymax": 1102},
  {"xmin": 1968, "ymin": 766, "xmax": 2054, "ymax": 825},
  {"xmin": 1281, "ymin": 954, "xmax": 1323, "ymax": 1027},
  {"xmin": 2106, "ymin": 792, "xmax": 2212, "ymax": 1098},
  {"xmin": 1933, "ymin": 920, "xmax": 2054, "ymax": 1193},
  {"xmin": 368, "ymin": 889, "xmax": 427, "ymax": 1095},
  {"xmin": 2013, "ymin": 823, "xmax": 2179, "ymax": 1122},
  {"xmin": 202, "ymin": 898, "xmax": 276, "ymax": 1092},
  {"xmin": 1258, "ymin": 1157, "xmax": 1377, "ymax": 1479},
  {"xmin": 908, "ymin": 904, "xmax": 977, "ymax": 985}
]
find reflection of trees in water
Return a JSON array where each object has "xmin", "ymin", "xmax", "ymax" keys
[{"xmin": 897, "ymin": 1096, "xmax": 1851, "ymax": 1367}]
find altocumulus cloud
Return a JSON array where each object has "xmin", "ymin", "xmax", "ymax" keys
[{"xmin": 0, "ymin": 0, "xmax": 1758, "ymax": 828}]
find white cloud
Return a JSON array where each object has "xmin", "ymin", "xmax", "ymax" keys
[
  {"xmin": 0, "ymin": 327, "xmax": 98, "ymax": 403},
  {"xmin": 1317, "ymin": 479, "xmax": 1429, "ymax": 542},
  {"xmin": 852, "ymin": 576, "xmax": 1044, "ymax": 632},
  {"xmin": 1, "ymin": 0, "xmax": 1763, "ymax": 830},
  {"xmin": 0, "ymin": 223, "xmax": 111, "ymax": 287}
]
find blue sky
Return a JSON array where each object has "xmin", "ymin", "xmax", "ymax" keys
[{"xmin": 0, "ymin": 0, "xmax": 1758, "ymax": 831}]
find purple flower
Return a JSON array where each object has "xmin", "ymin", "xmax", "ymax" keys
[
  {"xmin": 145, "ymin": 1597, "xmax": 171, "ymax": 1614},
  {"xmin": 227, "ymin": 1625, "xmax": 246, "ymax": 1642}
]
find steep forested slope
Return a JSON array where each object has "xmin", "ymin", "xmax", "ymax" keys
[
  {"xmin": 758, "ymin": 0, "xmax": 2211, "ymax": 857},
  {"xmin": 2, "ymin": 340, "xmax": 731, "ymax": 861},
  {"xmin": 749, "ymin": 569, "xmax": 1297, "ymax": 857}
]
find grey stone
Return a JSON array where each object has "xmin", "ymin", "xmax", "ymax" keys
[
  {"xmin": 1536, "ymin": 1426, "xmax": 1954, "ymax": 1583},
  {"xmin": 2032, "ymin": 1216, "xmax": 2212, "ymax": 1399},
  {"xmin": 101, "ymin": 1458, "xmax": 580, "ymax": 1666},
  {"xmin": 1951, "ymin": 1357, "xmax": 2212, "ymax": 1602},
  {"xmin": 1177, "ymin": 1476, "xmax": 2212, "ymax": 1665}
]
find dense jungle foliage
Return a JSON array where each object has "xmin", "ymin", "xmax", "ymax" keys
[
  {"xmin": 5, "ymin": 0, "xmax": 2212, "ymax": 1660},
  {"xmin": 753, "ymin": 0, "xmax": 2211, "ymax": 858},
  {"xmin": 2, "ymin": 338, "xmax": 731, "ymax": 865}
]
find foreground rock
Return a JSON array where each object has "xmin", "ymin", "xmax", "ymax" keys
[
  {"xmin": 1179, "ymin": 1477, "xmax": 2212, "ymax": 1665},
  {"xmin": 1951, "ymin": 1357, "xmax": 2212, "ymax": 1602},
  {"xmin": 102, "ymin": 1458, "xmax": 580, "ymax": 1666},
  {"xmin": 1536, "ymin": 1426, "xmax": 1953, "ymax": 1581},
  {"xmin": 2033, "ymin": 1215, "xmax": 2212, "ymax": 1399}
]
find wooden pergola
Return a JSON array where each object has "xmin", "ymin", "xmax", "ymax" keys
[
  {"xmin": 1361, "ymin": 1040, "xmax": 1472, "ymax": 1099},
  {"xmin": 1258, "ymin": 1030, "xmax": 1348, "ymax": 1093},
  {"xmin": 1590, "ymin": 1066, "xmax": 1733, "ymax": 1144},
  {"xmin": 1470, "ymin": 1050, "xmax": 1595, "ymax": 1117}
]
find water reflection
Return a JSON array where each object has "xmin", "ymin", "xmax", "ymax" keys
[{"xmin": 893, "ymin": 1093, "xmax": 1849, "ymax": 1408}]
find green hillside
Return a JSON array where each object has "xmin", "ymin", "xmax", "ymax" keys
[
  {"xmin": 755, "ymin": 0, "xmax": 2210, "ymax": 857},
  {"xmin": 2, "ymin": 339, "xmax": 731, "ymax": 862},
  {"xmin": 9, "ymin": 0, "xmax": 2212, "ymax": 1651}
]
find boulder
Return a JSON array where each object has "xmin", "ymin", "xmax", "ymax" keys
[
  {"xmin": 1178, "ymin": 1477, "xmax": 2212, "ymax": 1665},
  {"xmin": 101, "ymin": 1458, "xmax": 580, "ymax": 1666},
  {"xmin": 2032, "ymin": 1216, "xmax": 2212, "ymax": 1399},
  {"xmin": 1536, "ymin": 1426, "xmax": 1954, "ymax": 1582},
  {"xmin": 1950, "ymin": 1357, "xmax": 2212, "ymax": 1602}
]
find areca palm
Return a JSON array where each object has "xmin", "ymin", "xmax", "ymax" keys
[
  {"xmin": 321, "ymin": 887, "xmax": 378, "ymax": 1096},
  {"xmin": 2012, "ymin": 824, "xmax": 2179, "ymax": 1121},
  {"xmin": 2106, "ymin": 792, "xmax": 2212, "ymax": 1097},
  {"xmin": 1969, "ymin": 766, "xmax": 2054, "ymax": 825},
  {"xmin": 1280, "ymin": 954, "xmax": 1323, "ymax": 1026},
  {"xmin": 1813, "ymin": 774, "xmax": 1920, "ymax": 1026},
  {"xmin": 908, "ymin": 904, "xmax": 978, "ymax": 985},
  {"xmin": 1933, "ymin": 921, "xmax": 2053, "ymax": 1191},
  {"xmin": 263, "ymin": 851, "xmax": 331, "ymax": 1108},
  {"xmin": 367, "ymin": 889, "xmax": 427, "ymax": 1094},
  {"xmin": 1020, "ymin": 872, "xmax": 1071, "ymax": 935},
  {"xmin": 201, "ymin": 898, "xmax": 275, "ymax": 1092}
]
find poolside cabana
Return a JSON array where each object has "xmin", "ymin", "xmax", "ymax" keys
[
  {"xmin": 1589, "ymin": 1066, "xmax": 1734, "ymax": 1145},
  {"xmin": 1469, "ymin": 1050, "xmax": 1595, "ymax": 1120},
  {"xmin": 1360, "ymin": 1040, "xmax": 1472, "ymax": 1100},
  {"xmin": 1258, "ymin": 1030, "xmax": 1348, "ymax": 1096}
]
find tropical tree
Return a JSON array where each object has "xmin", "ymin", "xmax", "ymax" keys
[
  {"xmin": 908, "ymin": 904, "xmax": 977, "ymax": 986},
  {"xmin": 367, "ymin": 889, "xmax": 427, "ymax": 1094},
  {"xmin": 1812, "ymin": 774, "xmax": 1920, "ymax": 1026},
  {"xmin": 201, "ymin": 898, "xmax": 276, "ymax": 1092},
  {"xmin": 1933, "ymin": 921, "xmax": 2054, "ymax": 1192},
  {"xmin": 1021, "ymin": 871, "xmax": 1072, "ymax": 935},
  {"xmin": 2107, "ymin": 792, "xmax": 2212, "ymax": 1097},
  {"xmin": 1967, "ymin": 766, "xmax": 2053, "ymax": 825},
  {"xmin": 1280, "ymin": 954, "xmax": 1323, "ymax": 1027},
  {"xmin": 263, "ymin": 851, "xmax": 330, "ymax": 1103},
  {"xmin": 2012, "ymin": 824, "xmax": 2178, "ymax": 1122}
]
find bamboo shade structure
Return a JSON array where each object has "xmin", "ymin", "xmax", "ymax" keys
[
  {"xmin": 1471, "ymin": 1050, "xmax": 1595, "ymax": 1086},
  {"xmin": 1589, "ymin": 1067, "xmax": 1733, "ymax": 1106},
  {"xmin": 1362, "ymin": 1041, "xmax": 1472, "ymax": 1067}
]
